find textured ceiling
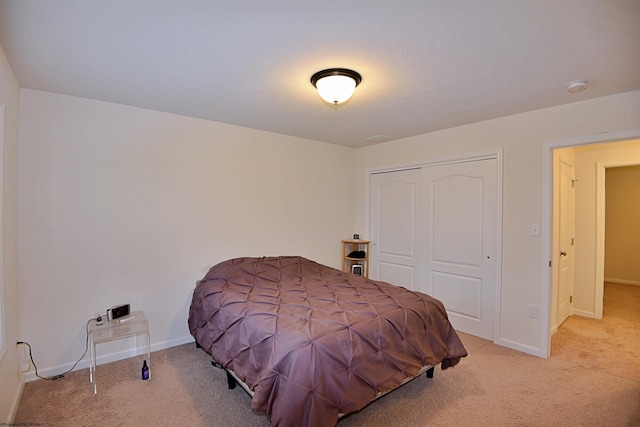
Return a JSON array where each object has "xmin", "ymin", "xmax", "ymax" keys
[{"xmin": 1, "ymin": 0, "xmax": 639, "ymax": 148}]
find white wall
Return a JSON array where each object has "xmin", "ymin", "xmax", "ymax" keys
[
  {"xmin": 11, "ymin": 83, "xmax": 640, "ymax": 393},
  {"xmin": 354, "ymin": 90, "xmax": 640, "ymax": 356},
  {"xmin": 0, "ymin": 46, "xmax": 22, "ymax": 422},
  {"xmin": 18, "ymin": 89, "xmax": 355, "ymax": 377}
]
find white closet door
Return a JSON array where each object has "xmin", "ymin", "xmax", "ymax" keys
[
  {"xmin": 370, "ymin": 169, "xmax": 421, "ymax": 290},
  {"xmin": 422, "ymin": 159, "xmax": 497, "ymax": 340}
]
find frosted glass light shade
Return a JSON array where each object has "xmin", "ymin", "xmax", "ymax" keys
[
  {"xmin": 316, "ymin": 75, "xmax": 357, "ymax": 105},
  {"xmin": 310, "ymin": 68, "xmax": 362, "ymax": 106}
]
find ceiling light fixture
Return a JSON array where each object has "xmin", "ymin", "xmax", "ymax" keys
[
  {"xmin": 310, "ymin": 68, "xmax": 362, "ymax": 106},
  {"xmin": 567, "ymin": 79, "xmax": 588, "ymax": 93}
]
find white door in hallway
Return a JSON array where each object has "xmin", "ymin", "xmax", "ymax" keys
[
  {"xmin": 557, "ymin": 156, "xmax": 575, "ymax": 326},
  {"xmin": 422, "ymin": 159, "xmax": 498, "ymax": 340}
]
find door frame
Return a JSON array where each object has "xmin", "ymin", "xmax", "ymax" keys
[
  {"xmin": 595, "ymin": 159, "xmax": 640, "ymax": 318},
  {"xmin": 364, "ymin": 148, "xmax": 503, "ymax": 344},
  {"xmin": 542, "ymin": 129, "xmax": 640, "ymax": 358}
]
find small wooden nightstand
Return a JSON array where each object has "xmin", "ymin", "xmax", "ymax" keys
[{"xmin": 342, "ymin": 239, "xmax": 370, "ymax": 278}]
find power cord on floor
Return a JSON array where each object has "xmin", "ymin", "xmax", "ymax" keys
[{"xmin": 17, "ymin": 317, "xmax": 95, "ymax": 381}]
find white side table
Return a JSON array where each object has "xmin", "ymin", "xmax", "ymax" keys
[{"xmin": 88, "ymin": 310, "xmax": 151, "ymax": 394}]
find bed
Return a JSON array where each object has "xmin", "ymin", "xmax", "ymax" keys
[{"xmin": 188, "ymin": 256, "xmax": 467, "ymax": 427}]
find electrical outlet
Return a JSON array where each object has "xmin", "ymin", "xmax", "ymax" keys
[
  {"xmin": 527, "ymin": 304, "xmax": 538, "ymax": 319},
  {"xmin": 530, "ymin": 224, "xmax": 540, "ymax": 237}
]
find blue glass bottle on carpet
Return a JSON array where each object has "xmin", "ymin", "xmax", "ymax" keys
[{"xmin": 142, "ymin": 360, "xmax": 149, "ymax": 380}]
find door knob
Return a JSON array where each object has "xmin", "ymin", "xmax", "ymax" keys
[{"xmin": 560, "ymin": 251, "xmax": 567, "ymax": 256}]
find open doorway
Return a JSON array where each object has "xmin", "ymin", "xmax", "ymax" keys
[
  {"xmin": 603, "ymin": 165, "xmax": 640, "ymax": 285},
  {"xmin": 602, "ymin": 165, "xmax": 640, "ymax": 315},
  {"xmin": 544, "ymin": 136, "xmax": 640, "ymax": 362},
  {"xmin": 541, "ymin": 130, "xmax": 640, "ymax": 358},
  {"xmin": 549, "ymin": 138, "xmax": 640, "ymax": 335}
]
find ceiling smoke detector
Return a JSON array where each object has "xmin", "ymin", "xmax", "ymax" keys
[{"xmin": 567, "ymin": 80, "xmax": 588, "ymax": 93}]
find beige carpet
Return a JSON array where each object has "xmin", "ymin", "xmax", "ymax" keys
[{"xmin": 15, "ymin": 283, "xmax": 640, "ymax": 426}]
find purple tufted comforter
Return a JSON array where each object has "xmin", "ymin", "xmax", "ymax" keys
[{"xmin": 188, "ymin": 256, "xmax": 467, "ymax": 427}]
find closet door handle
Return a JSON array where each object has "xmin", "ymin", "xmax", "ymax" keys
[{"xmin": 560, "ymin": 251, "xmax": 567, "ymax": 256}]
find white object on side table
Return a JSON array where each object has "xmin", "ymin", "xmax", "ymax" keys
[{"xmin": 88, "ymin": 310, "xmax": 150, "ymax": 394}]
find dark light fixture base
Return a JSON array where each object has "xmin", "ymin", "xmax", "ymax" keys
[{"xmin": 310, "ymin": 68, "xmax": 362, "ymax": 88}]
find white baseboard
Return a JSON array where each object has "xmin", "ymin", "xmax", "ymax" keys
[
  {"xmin": 150, "ymin": 335, "xmax": 195, "ymax": 353},
  {"xmin": 604, "ymin": 278, "xmax": 640, "ymax": 286},
  {"xmin": 494, "ymin": 337, "xmax": 543, "ymax": 358},
  {"xmin": 572, "ymin": 309, "xmax": 596, "ymax": 318},
  {"xmin": 6, "ymin": 373, "xmax": 25, "ymax": 424},
  {"xmin": 23, "ymin": 335, "xmax": 195, "ymax": 383}
]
